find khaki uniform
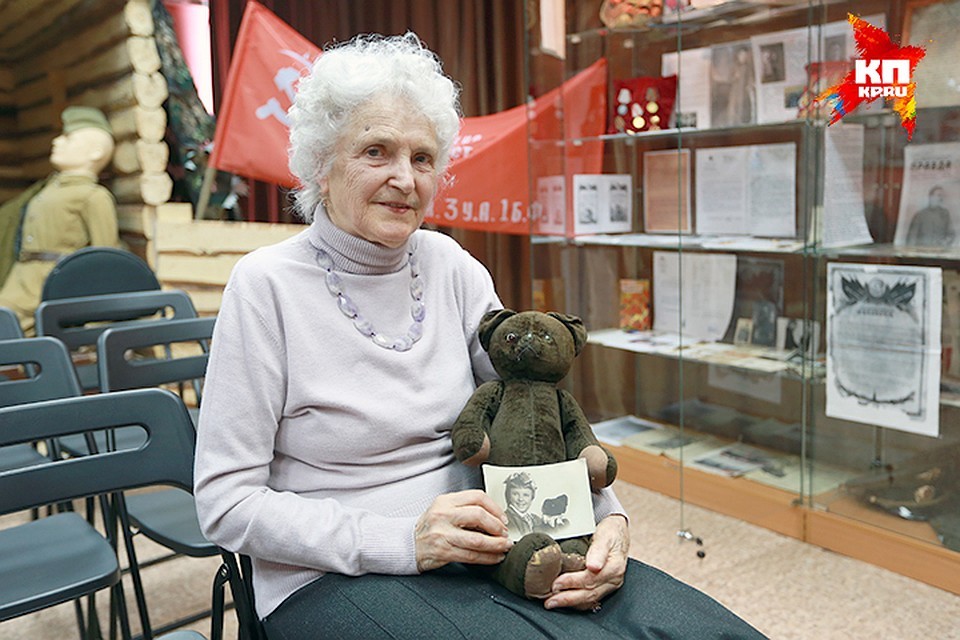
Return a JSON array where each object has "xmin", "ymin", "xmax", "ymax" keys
[
  {"xmin": 0, "ymin": 177, "xmax": 49, "ymax": 283},
  {"xmin": 0, "ymin": 173, "xmax": 119, "ymax": 333}
]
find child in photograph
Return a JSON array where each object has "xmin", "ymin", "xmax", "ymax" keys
[{"xmin": 504, "ymin": 471, "xmax": 568, "ymax": 536}]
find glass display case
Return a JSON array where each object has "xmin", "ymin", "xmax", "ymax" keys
[{"xmin": 523, "ymin": 0, "xmax": 960, "ymax": 594}]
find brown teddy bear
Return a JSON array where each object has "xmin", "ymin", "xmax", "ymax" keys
[{"xmin": 451, "ymin": 309, "xmax": 617, "ymax": 599}]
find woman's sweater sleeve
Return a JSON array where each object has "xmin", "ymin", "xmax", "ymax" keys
[{"xmin": 193, "ymin": 261, "xmax": 418, "ymax": 577}]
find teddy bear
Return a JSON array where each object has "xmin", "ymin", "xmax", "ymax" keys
[{"xmin": 451, "ymin": 309, "xmax": 617, "ymax": 600}]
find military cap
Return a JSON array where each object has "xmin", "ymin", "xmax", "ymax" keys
[{"xmin": 61, "ymin": 106, "xmax": 113, "ymax": 137}]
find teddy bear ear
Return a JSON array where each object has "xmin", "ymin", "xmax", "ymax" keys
[
  {"xmin": 478, "ymin": 309, "xmax": 516, "ymax": 351},
  {"xmin": 546, "ymin": 312, "xmax": 587, "ymax": 355}
]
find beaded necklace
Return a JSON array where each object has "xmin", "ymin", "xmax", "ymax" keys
[{"xmin": 315, "ymin": 246, "xmax": 425, "ymax": 352}]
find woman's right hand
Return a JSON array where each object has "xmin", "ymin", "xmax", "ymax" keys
[{"xmin": 414, "ymin": 489, "xmax": 513, "ymax": 572}]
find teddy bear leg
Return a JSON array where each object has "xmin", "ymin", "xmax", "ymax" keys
[
  {"xmin": 493, "ymin": 532, "xmax": 562, "ymax": 599},
  {"xmin": 558, "ymin": 536, "xmax": 590, "ymax": 572}
]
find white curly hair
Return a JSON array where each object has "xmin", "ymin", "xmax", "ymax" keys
[{"xmin": 288, "ymin": 32, "xmax": 462, "ymax": 222}]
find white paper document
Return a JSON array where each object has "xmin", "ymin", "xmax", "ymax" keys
[
  {"xmin": 689, "ymin": 443, "xmax": 774, "ymax": 477},
  {"xmin": 482, "ymin": 459, "xmax": 595, "ymax": 542},
  {"xmin": 821, "ymin": 124, "xmax": 873, "ymax": 247},
  {"xmin": 661, "ymin": 47, "xmax": 713, "ymax": 129},
  {"xmin": 643, "ymin": 149, "xmax": 692, "ymax": 234},
  {"xmin": 894, "ymin": 142, "xmax": 960, "ymax": 248},
  {"xmin": 750, "ymin": 20, "xmax": 852, "ymax": 125},
  {"xmin": 826, "ymin": 263, "xmax": 942, "ymax": 437},
  {"xmin": 534, "ymin": 175, "xmax": 567, "ymax": 235},
  {"xmin": 653, "ymin": 251, "xmax": 737, "ymax": 341},
  {"xmin": 573, "ymin": 174, "xmax": 634, "ymax": 235},
  {"xmin": 696, "ymin": 143, "xmax": 796, "ymax": 237},
  {"xmin": 591, "ymin": 415, "xmax": 663, "ymax": 446}
]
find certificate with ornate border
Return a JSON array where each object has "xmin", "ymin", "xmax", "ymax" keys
[{"xmin": 826, "ymin": 262, "xmax": 941, "ymax": 437}]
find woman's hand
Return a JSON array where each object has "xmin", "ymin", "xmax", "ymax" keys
[
  {"xmin": 544, "ymin": 514, "xmax": 629, "ymax": 611},
  {"xmin": 415, "ymin": 490, "xmax": 513, "ymax": 572}
]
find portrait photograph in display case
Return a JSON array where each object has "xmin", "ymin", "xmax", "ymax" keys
[
  {"xmin": 894, "ymin": 142, "xmax": 960, "ymax": 248},
  {"xmin": 904, "ymin": 0, "xmax": 960, "ymax": 108}
]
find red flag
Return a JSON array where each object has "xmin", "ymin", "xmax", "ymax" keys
[
  {"xmin": 209, "ymin": 1, "xmax": 319, "ymax": 186},
  {"xmin": 428, "ymin": 59, "xmax": 607, "ymax": 235}
]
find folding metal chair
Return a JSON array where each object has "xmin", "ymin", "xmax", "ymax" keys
[
  {"xmin": 35, "ymin": 289, "xmax": 198, "ymax": 392},
  {"xmin": 212, "ymin": 552, "xmax": 265, "ymax": 640},
  {"xmin": 0, "ymin": 306, "xmax": 21, "ymax": 340},
  {"xmin": 41, "ymin": 247, "xmax": 161, "ymax": 302},
  {"xmin": 0, "ymin": 337, "xmax": 81, "ymax": 470},
  {"xmin": 0, "ymin": 388, "xmax": 206, "ymax": 640},
  {"xmin": 97, "ymin": 317, "xmax": 220, "ymax": 639}
]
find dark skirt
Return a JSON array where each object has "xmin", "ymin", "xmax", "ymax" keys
[{"xmin": 261, "ymin": 559, "xmax": 767, "ymax": 640}]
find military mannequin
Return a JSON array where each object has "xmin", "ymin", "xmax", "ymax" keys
[{"xmin": 0, "ymin": 106, "xmax": 120, "ymax": 333}]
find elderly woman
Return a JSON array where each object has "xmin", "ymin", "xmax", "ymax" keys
[{"xmin": 194, "ymin": 33, "xmax": 765, "ymax": 639}]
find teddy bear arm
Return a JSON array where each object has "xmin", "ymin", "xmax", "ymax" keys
[
  {"xmin": 451, "ymin": 380, "xmax": 503, "ymax": 465},
  {"xmin": 557, "ymin": 389, "xmax": 618, "ymax": 489}
]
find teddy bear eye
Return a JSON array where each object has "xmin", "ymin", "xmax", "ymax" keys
[
  {"xmin": 542, "ymin": 333, "xmax": 553, "ymax": 342},
  {"xmin": 505, "ymin": 332, "xmax": 518, "ymax": 343}
]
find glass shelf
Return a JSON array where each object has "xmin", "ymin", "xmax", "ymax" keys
[
  {"xmin": 532, "ymin": 233, "xmax": 808, "ymax": 253},
  {"xmin": 587, "ymin": 327, "xmax": 822, "ymax": 380}
]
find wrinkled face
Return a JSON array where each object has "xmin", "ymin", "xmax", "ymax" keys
[
  {"xmin": 507, "ymin": 487, "xmax": 534, "ymax": 513},
  {"xmin": 50, "ymin": 128, "xmax": 113, "ymax": 173},
  {"xmin": 488, "ymin": 312, "xmax": 575, "ymax": 382},
  {"xmin": 320, "ymin": 94, "xmax": 440, "ymax": 248}
]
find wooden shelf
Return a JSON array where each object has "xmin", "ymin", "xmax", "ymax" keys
[
  {"xmin": 807, "ymin": 509, "xmax": 960, "ymax": 595},
  {"xmin": 608, "ymin": 444, "xmax": 805, "ymax": 539},
  {"xmin": 609, "ymin": 444, "xmax": 960, "ymax": 595}
]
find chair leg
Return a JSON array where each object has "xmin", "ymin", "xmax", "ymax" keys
[
  {"xmin": 72, "ymin": 598, "xmax": 87, "ymax": 640},
  {"xmin": 87, "ymin": 592, "xmax": 101, "ymax": 640},
  {"xmin": 97, "ymin": 493, "xmax": 134, "ymax": 640},
  {"xmin": 221, "ymin": 553, "xmax": 263, "ymax": 640},
  {"xmin": 115, "ymin": 496, "xmax": 154, "ymax": 640},
  {"xmin": 210, "ymin": 564, "xmax": 229, "ymax": 640}
]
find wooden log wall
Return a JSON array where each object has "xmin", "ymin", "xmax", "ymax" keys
[{"xmin": 0, "ymin": 0, "xmax": 173, "ymax": 259}]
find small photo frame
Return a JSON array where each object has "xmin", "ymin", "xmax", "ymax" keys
[
  {"xmin": 482, "ymin": 459, "xmax": 596, "ymax": 542},
  {"xmin": 776, "ymin": 318, "xmax": 821, "ymax": 355},
  {"xmin": 734, "ymin": 318, "xmax": 754, "ymax": 345}
]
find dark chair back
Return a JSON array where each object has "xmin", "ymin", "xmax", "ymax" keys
[
  {"xmin": 97, "ymin": 317, "xmax": 216, "ymax": 394},
  {"xmin": 0, "ymin": 389, "xmax": 195, "ymax": 516},
  {"xmin": 35, "ymin": 290, "xmax": 198, "ymax": 392},
  {"xmin": 0, "ymin": 337, "xmax": 80, "ymax": 473},
  {"xmin": 0, "ymin": 307, "xmax": 22, "ymax": 340},
  {"xmin": 0, "ymin": 337, "xmax": 82, "ymax": 407},
  {"xmin": 41, "ymin": 247, "xmax": 160, "ymax": 302}
]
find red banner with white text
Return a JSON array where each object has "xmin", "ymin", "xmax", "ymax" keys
[
  {"xmin": 209, "ymin": 2, "xmax": 607, "ymax": 234},
  {"xmin": 209, "ymin": 0, "xmax": 319, "ymax": 186},
  {"xmin": 427, "ymin": 59, "xmax": 608, "ymax": 235}
]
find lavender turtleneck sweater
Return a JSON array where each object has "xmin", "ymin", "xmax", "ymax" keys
[{"xmin": 194, "ymin": 212, "xmax": 624, "ymax": 618}]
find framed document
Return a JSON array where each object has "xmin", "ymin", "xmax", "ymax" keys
[
  {"xmin": 826, "ymin": 263, "xmax": 942, "ymax": 437},
  {"xmin": 642, "ymin": 149, "xmax": 692, "ymax": 234},
  {"xmin": 904, "ymin": 0, "xmax": 960, "ymax": 108}
]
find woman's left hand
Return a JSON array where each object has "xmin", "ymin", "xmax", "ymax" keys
[{"xmin": 543, "ymin": 514, "xmax": 629, "ymax": 611}]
